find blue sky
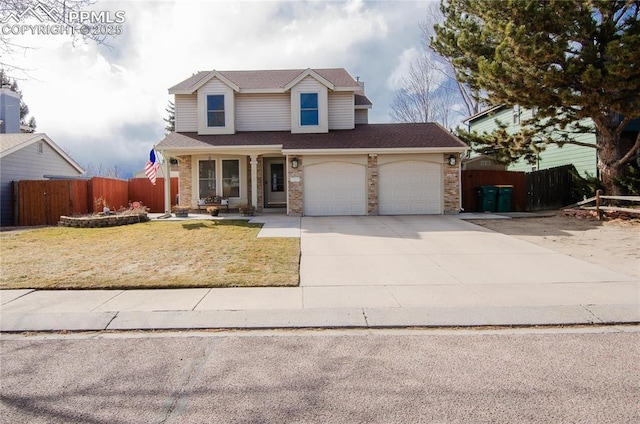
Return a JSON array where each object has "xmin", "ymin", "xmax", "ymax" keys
[{"xmin": 6, "ymin": 0, "xmax": 440, "ymax": 177}]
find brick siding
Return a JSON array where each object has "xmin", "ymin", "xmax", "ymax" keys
[
  {"xmin": 443, "ymin": 155, "xmax": 461, "ymax": 214},
  {"xmin": 178, "ymin": 155, "xmax": 192, "ymax": 207},
  {"xmin": 287, "ymin": 156, "xmax": 303, "ymax": 215},
  {"xmin": 367, "ymin": 154, "xmax": 378, "ymax": 215}
]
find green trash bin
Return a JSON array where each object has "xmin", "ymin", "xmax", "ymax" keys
[
  {"xmin": 495, "ymin": 185, "xmax": 514, "ymax": 212},
  {"xmin": 476, "ymin": 185, "xmax": 497, "ymax": 212}
]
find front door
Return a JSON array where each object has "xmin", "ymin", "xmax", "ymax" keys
[{"xmin": 264, "ymin": 158, "xmax": 286, "ymax": 207}]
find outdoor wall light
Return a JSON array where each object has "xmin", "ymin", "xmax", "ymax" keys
[
  {"xmin": 291, "ymin": 158, "xmax": 299, "ymax": 169},
  {"xmin": 448, "ymin": 155, "xmax": 457, "ymax": 166}
]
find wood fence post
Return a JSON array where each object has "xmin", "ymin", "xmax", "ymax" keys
[{"xmin": 596, "ymin": 189, "xmax": 603, "ymax": 220}]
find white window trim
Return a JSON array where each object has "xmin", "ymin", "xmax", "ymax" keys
[
  {"xmin": 206, "ymin": 94, "xmax": 225, "ymax": 128},
  {"xmin": 300, "ymin": 92, "xmax": 319, "ymax": 127},
  {"xmin": 196, "ymin": 79, "xmax": 235, "ymax": 135},
  {"xmin": 195, "ymin": 157, "xmax": 244, "ymax": 204},
  {"xmin": 290, "ymin": 78, "xmax": 328, "ymax": 134}
]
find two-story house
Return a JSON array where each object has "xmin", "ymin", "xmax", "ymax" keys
[
  {"xmin": 465, "ymin": 105, "xmax": 640, "ymax": 179},
  {"xmin": 155, "ymin": 68, "xmax": 467, "ymax": 216},
  {"xmin": 464, "ymin": 105, "xmax": 599, "ymax": 177}
]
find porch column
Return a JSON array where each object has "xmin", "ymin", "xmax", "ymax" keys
[
  {"xmin": 250, "ymin": 155, "xmax": 258, "ymax": 209},
  {"xmin": 162, "ymin": 151, "xmax": 171, "ymax": 213}
]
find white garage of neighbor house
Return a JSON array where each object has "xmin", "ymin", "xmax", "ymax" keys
[{"xmin": 155, "ymin": 68, "xmax": 467, "ymax": 216}]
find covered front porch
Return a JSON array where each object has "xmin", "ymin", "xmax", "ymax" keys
[{"xmin": 159, "ymin": 146, "xmax": 294, "ymax": 215}]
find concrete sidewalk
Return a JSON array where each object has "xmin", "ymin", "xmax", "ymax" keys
[{"xmin": 1, "ymin": 215, "xmax": 638, "ymax": 332}]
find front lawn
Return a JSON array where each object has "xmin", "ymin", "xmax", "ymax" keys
[{"xmin": 0, "ymin": 220, "xmax": 300, "ymax": 289}]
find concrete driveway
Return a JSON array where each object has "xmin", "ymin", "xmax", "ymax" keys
[
  {"xmin": 2, "ymin": 214, "xmax": 638, "ymax": 332},
  {"xmin": 300, "ymin": 215, "xmax": 638, "ymax": 310}
]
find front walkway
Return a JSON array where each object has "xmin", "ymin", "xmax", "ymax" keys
[{"xmin": 1, "ymin": 215, "xmax": 637, "ymax": 331}]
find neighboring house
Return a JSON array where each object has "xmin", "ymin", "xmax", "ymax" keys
[
  {"xmin": 464, "ymin": 105, "xmax": 599, "ymax": 177},
  {"xmin": 156, "ymin": 68, "xmax": 467, "ymax": 216},
  {"xmin": 0, "ymin": 133, "xmax": 85, "ymax": 225},
  {"xmin": 133, "ymin": 167, "xmax": 179, "ymax": 179},
  {"xmin": 461, "ymin": 154, "xmax": 506, "ymax": 171}
]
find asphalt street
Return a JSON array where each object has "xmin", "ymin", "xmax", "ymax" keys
[{"xmin": 1, "ymin": 327, "xmax": 639, "ymax": 423}]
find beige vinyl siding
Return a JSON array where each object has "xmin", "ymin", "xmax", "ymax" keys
[
  {"xmin": 197, "ymin": 78, "xmax": 235, "ymax": 134},
  {"xmin": 291, "ymin": 76, "xmax": 329, "ymax": 133},
  {"xmin": 175, "ymin": 94, "xmax": 197, "ymax": 132},
  {"xmin": 235, "ymin": 93, "xmax": 291, "ymax": 131},
  {"xmin": 355, "ymin": 109, "xmax": 368, "ymax": 125},
  {"xmin": 328, "ymin": 92, "xmax": 354, "ymax": 130}
]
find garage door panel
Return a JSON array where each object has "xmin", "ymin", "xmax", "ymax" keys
[
  {"xmin": 304, "ymin": 161, "xmax": 366, "ymax": 216},
  {"xmin": 379, "ymin": 160, "xmax": 442, "ymax": 215}
]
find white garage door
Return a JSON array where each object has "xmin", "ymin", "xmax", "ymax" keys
[
  {"xmin": 304, "ymin": 161, "xmax": 367, "ymax": 216},
  {"xmin": 379, "ymin": 160, "xmax": 442, "ymax": 215}
]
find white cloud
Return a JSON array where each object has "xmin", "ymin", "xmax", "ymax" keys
[
  {"xmin": 5, "ymin": 0, "xmax": 432, "ymax": 176},
  {"xmin": 387, "ymin": 47, "xmax": 420, "ymax": 90}
]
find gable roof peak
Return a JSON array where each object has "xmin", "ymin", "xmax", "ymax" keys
[{"xmin": 169, "ymin": 67, "xmax": 361, "ymax": 94}]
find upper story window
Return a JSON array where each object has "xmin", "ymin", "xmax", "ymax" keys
[
  {"xmin": 207, "ymin": 95, "xmax": 225, "ymax": 127},
  {"xmin": 300, "ymin": 93, "xmax": 319, "ymax": 126}
]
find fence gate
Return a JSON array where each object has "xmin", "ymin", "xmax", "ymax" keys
[
  {"xmin": 15, "ymin": 180, "xmax": 73, "ymax": 226},
  {"xmin": 526, "ymin": 165, "xmax": 580, "ymax": 211}
]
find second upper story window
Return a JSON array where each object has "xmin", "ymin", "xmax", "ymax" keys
[
  {"xmin": 300, "ymin": 93, "xmax": 318, "ymax": 126},
  {"xmin": 207, "ymin": 95, "xmax": 225, "ymax": 127}
]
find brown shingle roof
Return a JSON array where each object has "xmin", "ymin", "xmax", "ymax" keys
[
  {"xmin": 169, "ymin": 68, "xmax": 362, "ymax": 92},
  {"xmin": 0, "ymin": 133, "xmax": 41, "ymax": 153},
  {"xmin": 156, "ymin": 124, "xmax": 467, "ymax": 151},
  {"xmin": 355, "ymin": 93, "xmax": 372, "ymax": 107}
]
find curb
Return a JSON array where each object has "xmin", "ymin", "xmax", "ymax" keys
[{"xmin": 2, "ymin": 305, "xmax": 638, "ymax": 333}]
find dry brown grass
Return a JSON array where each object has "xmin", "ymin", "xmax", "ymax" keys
[{"xmin": 0, "ymin": 220, "xmax": 300, "ymax": 289}]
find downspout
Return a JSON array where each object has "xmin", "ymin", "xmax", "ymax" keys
[
  {"xmin": 162, "ymin": 150, "xmax": 171, "ymax": 214},
  {"xmin": 459, "ymin": 154, "xmax": 463, "ymax": 213}
]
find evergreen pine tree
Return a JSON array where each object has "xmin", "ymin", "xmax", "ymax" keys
[
  {"xmin": 432, "ymin": 0, "xmax": 640, "ymax": 195},
  {"xmin": 164, "ymin": 101, "xmax": 175, "ymax": 134}
]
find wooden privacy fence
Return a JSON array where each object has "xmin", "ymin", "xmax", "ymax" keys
[
  {"xmin": 461, "ymin": 170, "xmax": 527, "ymax": 212},
  {"xmin": 14, "ymin": 180, "xmax": 88, "ymax": 226},
  {"xmin": 12, "ymin": 177, "xmax": 178, "ymax": 226},
  {"xmin": 526, "ymin": 165, "xmax": 582, "ymax": 211},
  {"xmin": 128, "ymin": 177, "xmax": 178, "ymax": 213},
  {"xmin": 89, "ymin": 177, "xmax": 128, "ymax": 213}
]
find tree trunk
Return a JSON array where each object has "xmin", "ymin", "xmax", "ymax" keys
[{"xmin": 596, "ymin": 129, "xmax": 624, "ymax": 196}]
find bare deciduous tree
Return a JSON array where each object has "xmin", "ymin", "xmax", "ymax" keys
[
  {"xmin": 390, "ymin": 53, "xmax": 442, "ymax": 123},
  {"xmin": 390, "ymin": 2, "xmax": 483, "ymax": 127}
]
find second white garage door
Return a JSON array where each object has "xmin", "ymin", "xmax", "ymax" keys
[
  {"xmin": 304, "ymin": 161, "xmax": 367, "ymax": 216},
  {"xmin": 378, "ymin": 159, "xmax": 442, "ymax": 215}
]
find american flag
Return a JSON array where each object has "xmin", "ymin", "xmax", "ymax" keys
[{"xmin": 145, "ymin": 149, "xmax": 160, "ymax": 185}]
